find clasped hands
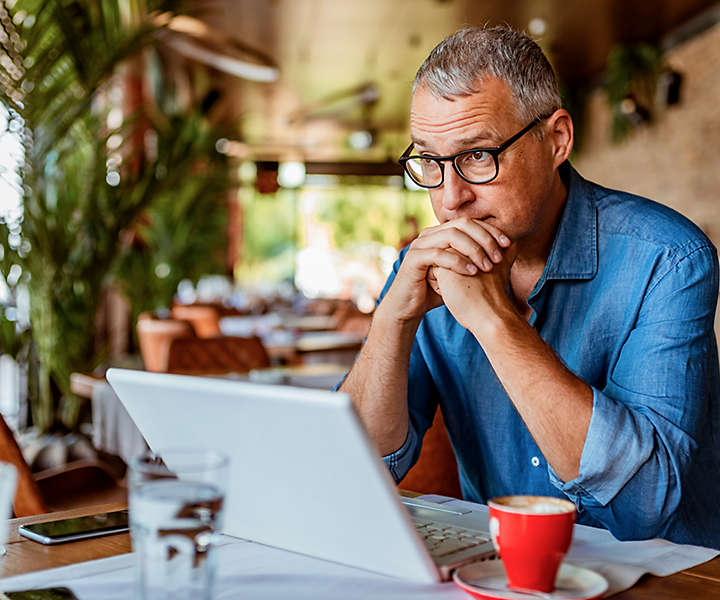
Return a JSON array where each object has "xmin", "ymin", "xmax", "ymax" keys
[{"xmin": 385, "ymin": 217, "xmax": 518, "ymax": 335}]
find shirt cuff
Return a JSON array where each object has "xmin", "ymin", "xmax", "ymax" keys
[
  {"xmin": 332, "ymin": 372, "xmax": 349, "ymax": 392},
  {"xmin": 382, "ymin": 424, "xmax": 419, "ymax": 483},
  {"xmin": 548, "ymin": 387, "xmax": 653, "ymax": 505}
]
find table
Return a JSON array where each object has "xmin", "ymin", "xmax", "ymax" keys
[
  {"xmin": 4, "ymin": 503, "xmax": 720, "ymax": 598},
  {"xmin": 3, "ymin": 503, "xmax": 129, "ymax": 578},
  {"xmin": 263, "ymin": 331, "xmax": 363, "ymax": 365},
  {"xmin": 218, "ymin": 314, "xmax": 338, "ymax": 335},
  {"xmin": 71, "ymin": 363, "xmax": 349, "ymax": 400},
  {"xmin": 73, "ymin": 364, "xmax": 349, "ymax": 466},
  {"xmin": 218, "ymin": 315, "xmax": 363, "ymax": 364},
  {"xmin": 283, "ymin": 315, "xmax": 339, "ymax": 331}
]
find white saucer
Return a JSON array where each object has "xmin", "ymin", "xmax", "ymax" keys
[{"xmin": 453, "ymin": 561, "xmax": 608, "ymax": 600}]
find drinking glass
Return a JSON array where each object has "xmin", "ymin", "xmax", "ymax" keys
[
  {"xmin": 129, "ymin": 449, "xmax": 229, "ymax": 600},
  {"xmin": 0, "ymin": 461, "xmax": 18, "ymax": 565}
]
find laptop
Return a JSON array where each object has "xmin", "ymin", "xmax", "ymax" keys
[{"xmin": 106, "ymin": 368, "xmax": 495, "ymax": 582}]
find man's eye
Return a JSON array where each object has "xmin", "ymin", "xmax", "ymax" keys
[{"xmin": 469, "ymin": 150, "xmax": 490, "ymax": 162}]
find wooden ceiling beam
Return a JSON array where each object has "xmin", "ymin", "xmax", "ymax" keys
[{"xmin": 304, "ymin": 161, "xmax": 403, "ymax": 176}]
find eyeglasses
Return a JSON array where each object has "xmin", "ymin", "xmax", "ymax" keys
[{"xmin": 398, "ymin": 114, "xmax": 551, "ymax": 188}]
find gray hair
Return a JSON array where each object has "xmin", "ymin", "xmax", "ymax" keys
[{"xmin": 413, "ymin": 26, "xmax": 562, "ymax": 126}]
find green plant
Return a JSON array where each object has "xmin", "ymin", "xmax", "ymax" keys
[
  {"xmin": 603, "ymin": 43, "xmax": 664, "ymax": 142},
  {"xmin": 0, "ymin": 0, "xmax": 231, "ymax": 432},
  {"xmin": 114, "ymin": 113, "xmax": 231, "ymax": 324}
]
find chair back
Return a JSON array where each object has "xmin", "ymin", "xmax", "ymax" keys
[
  {"xmin": 167, "ymin": 336, "xmax": 271, "ymax": 374},
  {"xmin": 171, "ymin": 305, "xmax": 222, "ymax": 338},
  {"xmin": 0, "ymin": 414, "xmax": 47, "ymax": 516},
  {"xmin": 337, "ymin": 314, "xmax": 372, "ymax": 337},
  {"xmin": 136, "ymin": 313, "xmax": 195, "ymax": 372},
  {"xmin": 398, "ymin": 409, "xmax": 462, "ymax": 498}
]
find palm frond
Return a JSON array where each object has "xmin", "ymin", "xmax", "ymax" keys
[{"xmin": 0, "ymin": 0, "xmax": 232, "ymax": 432}]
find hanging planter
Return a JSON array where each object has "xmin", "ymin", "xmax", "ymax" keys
[{"xmin": 603, "ymin": 43, "xmax": 664, "ymax": 143}]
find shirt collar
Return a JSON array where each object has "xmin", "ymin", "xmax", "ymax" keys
[{"xmin": 540, "ymin": 162, "xmax": 598, "ymax": 282}]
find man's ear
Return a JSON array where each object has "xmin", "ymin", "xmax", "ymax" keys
[{"xmin": 547, "ymin": 109, "xmax": 574, "ymax": 168}]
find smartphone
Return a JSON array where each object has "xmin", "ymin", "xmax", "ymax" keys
[
  {"xmin": 1, "ymin": 588, "xmax": 79, "ymax": 599},
  {"xmin": 17, "ymin": 510, "xmax": 129, "ymax": 545}
]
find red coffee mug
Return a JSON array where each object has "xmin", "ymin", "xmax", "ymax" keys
[{"xmin": 488, "ymin": 495, "xmax": 576, "ymax": 593}]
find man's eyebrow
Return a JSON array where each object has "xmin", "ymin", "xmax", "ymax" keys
[
  {"xmin": 456, "ymin": 133, "xmax": 501, "ymax": 147},
  {"xmin": 410, "ymin": 131, "xmax": 501, "ymax": 153},
  {"xmin": 410, "ymin": 136, "xmax": 429, "ymax": 149}
]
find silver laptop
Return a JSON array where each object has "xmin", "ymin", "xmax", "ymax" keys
[{"xmin": 106, "ymin": 368, "xmax": 495, "ymax": 582}]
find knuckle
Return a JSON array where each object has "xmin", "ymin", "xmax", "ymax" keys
[
  {"xmin": 472, "ymin": 247, "xmax": 486, "ymax": 262},
  {"xmin": 452, "ymin": 253, "xmax": 466, "ymax": 267},
  {"xmin": 429, "ymin": 248, "xmax": 443, "ymax": 262}
]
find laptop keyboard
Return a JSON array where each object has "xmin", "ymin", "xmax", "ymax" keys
[{"xmin": 413, "ymin": 519, "xmax": 491, "ymax": 559}]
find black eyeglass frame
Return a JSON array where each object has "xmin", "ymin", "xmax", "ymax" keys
[{"xmin": 398, "ymin": 114, "xmax": 552, "ymax": 188}]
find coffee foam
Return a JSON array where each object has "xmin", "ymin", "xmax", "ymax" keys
[
  {"xmin": 524, "ymin": 502, "xmax": 568, "ymax": 514},
  {"xmin": 490, "ymin": 495, "xmax": 575, "ymax": 514}
]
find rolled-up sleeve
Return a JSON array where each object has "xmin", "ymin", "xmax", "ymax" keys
[
  {"xmin": 383, "ymin": 423, "xmax": 419, "ymax": 482},
  {"xmin": 549, "ymin": 243, "xmax": 718, "ymax": 540}
]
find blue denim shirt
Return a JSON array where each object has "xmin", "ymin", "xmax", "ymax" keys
[{"xmin": 381, "ymin": 163, "xmax": 720, "ymax": 548}]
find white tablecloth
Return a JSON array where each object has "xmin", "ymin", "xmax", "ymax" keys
[
  {"xmin": 0, "ymin": 536, "xmax": 465, "ymax": 599},
  {"xmin": 91, "ymin": 382, "xmax": 149, "ymax": 465},
  {"xmin": 1, "ymin": 497, "xmax": 717, "ymax": 598}
]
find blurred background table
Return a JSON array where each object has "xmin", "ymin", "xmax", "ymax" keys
[{"xmin": 71, "ymin": 363, "xmax": 349, "ymax": 467}]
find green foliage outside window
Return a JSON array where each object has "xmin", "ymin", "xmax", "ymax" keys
[
  {"xmin": 235, "ymin": 179, "xmax": 434, "ymax": 288},
  {"xmin": 235, "ymin": 189, "xmax": 298, "ymax": 284},
  {"xmin": 316, "ymin": 182, "xmax": 433, "ymax": 250}
]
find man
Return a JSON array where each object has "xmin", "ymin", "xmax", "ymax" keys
[{"xmin": 340, "ymin": 26, "xmax": 720, "ymax": 548}]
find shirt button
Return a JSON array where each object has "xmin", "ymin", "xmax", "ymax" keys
[{"xmin": 531, "ymin": 456, "xmax": 540, "ymax": 467}]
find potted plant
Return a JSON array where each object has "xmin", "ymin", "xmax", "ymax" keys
[
  {"xmin": 0, "ymin": 0, "xmax": 232, "ymax": 434},
  {"xmin": 603, "ymin": 43, "xmax": 664, "ymax": 142}
]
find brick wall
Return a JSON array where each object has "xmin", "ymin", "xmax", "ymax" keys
[{"xmin": 573, "ymin": 23, "xmax": 720, "ymax": 335}]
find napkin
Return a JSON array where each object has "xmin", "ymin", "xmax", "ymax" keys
[{"xmin": 421, "ymin": 495, "xmax": 720, "ymax": 596}]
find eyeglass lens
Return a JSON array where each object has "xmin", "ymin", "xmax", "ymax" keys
[{"xmin": 404, "ymin": 151, "xmax": 497, "ymax": 187}]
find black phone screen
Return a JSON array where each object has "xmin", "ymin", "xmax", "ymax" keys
[
  {"xmin": 2, "ymin": 587, "xmax": 80, "ymax": 599},
  {"xmin": 20, "ymin": 510, "xmax": 129, "ymax": 539}
]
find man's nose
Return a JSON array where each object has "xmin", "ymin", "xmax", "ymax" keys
[{"xmin": 440, "ymin": 164, "xmax": 475, "ymax": 212}]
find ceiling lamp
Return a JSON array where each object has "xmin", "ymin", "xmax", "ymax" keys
[
  {"xmin": 348, "ymin": 130, "xmax": 374, "ymax": 150},
  {"xmin": 164, "ymin": 35, "xmax": 278, "ymax": 82},
  {"xmin": 289, "ymin": 83, "xmax": 379, "ymax": 124},
  {"xmin": 278, "ymin": 161, "xmax": 306, "ymax": 188},
  {"xmin": 158, "ymin": 14, "xmax": 279, "ymax": 83},
  {"xmin": 528, "ymin": 18, "xmax": 547, "ymax": 37}
]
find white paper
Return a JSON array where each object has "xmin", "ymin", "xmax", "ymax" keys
[{"xmin": 426, "ymin": 495, "xmax": 720, "ymax": 596}]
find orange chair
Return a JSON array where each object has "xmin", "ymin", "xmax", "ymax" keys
[
  {"xmin": 332, "ymin": 300, "xmax": 372, "ymax": 338},
  {"xmin": 171, "ymin": 305, "xmax": 222, "ymax": 338},
  {"xmin": 136, "ymin": 313, "xmax": 195, "ymax": 372},
  {"xmin": 0, "ymin": 414, "xmax": 46, "ymax": 516},
  {"xmin": 337, "ymin": 313, "xmax": 372, "ymax": 337},
  {"xmin": 331, "ymin": 300, "xmax": 360, "ymax": 327},
  {"xmin": 0, "ymin": 414, "xmax": 124, "ymax": 516},
  {"xmin": 399, "ymin": 409, "xmax": 462, "ymax": 498},
  {"xmin": 167, "ymin": 335, "xmax": 271, "ymax": 375}
]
